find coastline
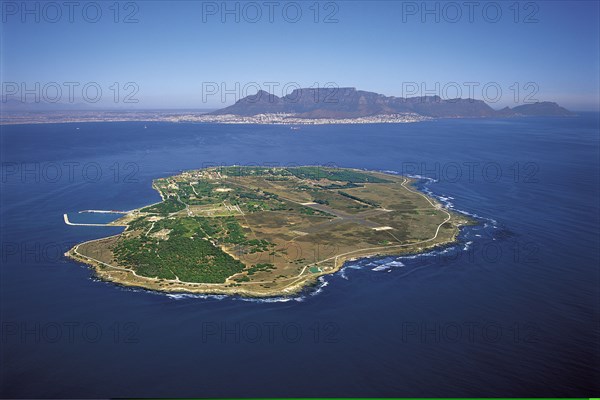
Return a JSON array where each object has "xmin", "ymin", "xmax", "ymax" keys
[
  {"xmin": 1, "ymin": 112, "xmax": 428, "ymax": 126},
  {"xmin": 65, "ymin": 170, "xmax": 473, "ymax": 298},
  {"xmin": 65, "ymin": 224, "xmax": 466, "ymax": 298}
]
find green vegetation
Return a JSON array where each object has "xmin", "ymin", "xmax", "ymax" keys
[
  {"xmin": 246, "ymin": 263, "xmax": 276, "ymax": 275},
  {"xmin": 71, "ymin": 166, "xmax": 466, "ymax": 296},
  {"xmin": 316, "ymin": 182, "xmax": 361, "ymax": 190},
  {"xmin": 286, "ymin": 166, "xmax": 390, "ymax": 183},
  {"xmin": 141, "ymin": 197, "xmax": 185, "ymax": 215},
  {"xmin": 113, "ymin": 234, "xmax": 244, "ymax": 283},
  {"xmin": 114, "ymin": 167, "xmax": 391, "ymax": 283},
  {"xmin": 338, "ymin": 191, "xmax": 380, "ymax": 207},
  {"xmin": 247, "ymin": 239, "xmax": 274, "ymax": 253},
  {"xmin": 111, "ymin": 213, "xmax": 281, "ymax": 283},
  {"xmin": 215, "ymin": 165, "xmax": 391, "ymax": 184}
]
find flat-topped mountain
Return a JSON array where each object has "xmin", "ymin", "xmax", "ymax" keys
[{"xmin": 211, "ymin": 87, "xmax": 572, "ymax": 119}]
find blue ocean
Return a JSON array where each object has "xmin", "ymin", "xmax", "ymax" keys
[{"xmin": 1, "ymin": 115, "xmax": 598, "ymax": 397}]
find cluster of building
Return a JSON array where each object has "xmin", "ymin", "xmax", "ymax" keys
[
  {"xmin": 1, "ymin": 111, "xmax": 430, "ymax": 125},
  {"xmin": 165, "ymin": 113, "xmax": 430, "ymax": 125}
]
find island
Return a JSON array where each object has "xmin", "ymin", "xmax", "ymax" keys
[{"xmin": 66, "ymin": 166, "xmax": 472, "ymax": 297}]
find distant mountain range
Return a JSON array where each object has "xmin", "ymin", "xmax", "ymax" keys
[
  {"xmin": 1, "ymin": 87, "xmax": 573, "ymax": 125},
  {"xmin": 211, "ymin": 87, "xmax": 573, "ymax": 118}
]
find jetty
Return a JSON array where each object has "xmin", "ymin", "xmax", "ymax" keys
[
  {"xmin": 78, "ymin": 210, "xmax": 129, "ymax": 214},
  {"xmin": 63, "ymin": 214, "xmax": 112, "ymax": 227}
]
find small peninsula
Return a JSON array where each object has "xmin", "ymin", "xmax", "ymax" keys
[{"xmin": 66, "ymin": 166, "xmax": 471, "ymax": 297}]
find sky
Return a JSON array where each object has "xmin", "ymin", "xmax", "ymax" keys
[{"xmin": 1, "ymin": 0, "xmax": 599, "ymax": 110}]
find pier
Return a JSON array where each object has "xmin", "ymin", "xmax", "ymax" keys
[
  {"xmin": 78, "ymin": 210, "xmax": 129, "ymax": 214},
  {"xmin": 63, "ymin": 213, "xmax": 113, "ymax": 227}
]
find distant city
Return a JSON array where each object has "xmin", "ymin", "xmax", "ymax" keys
[{"xmin": 0, "ymin": 87, "xmax": 572, "ymax": 125}]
